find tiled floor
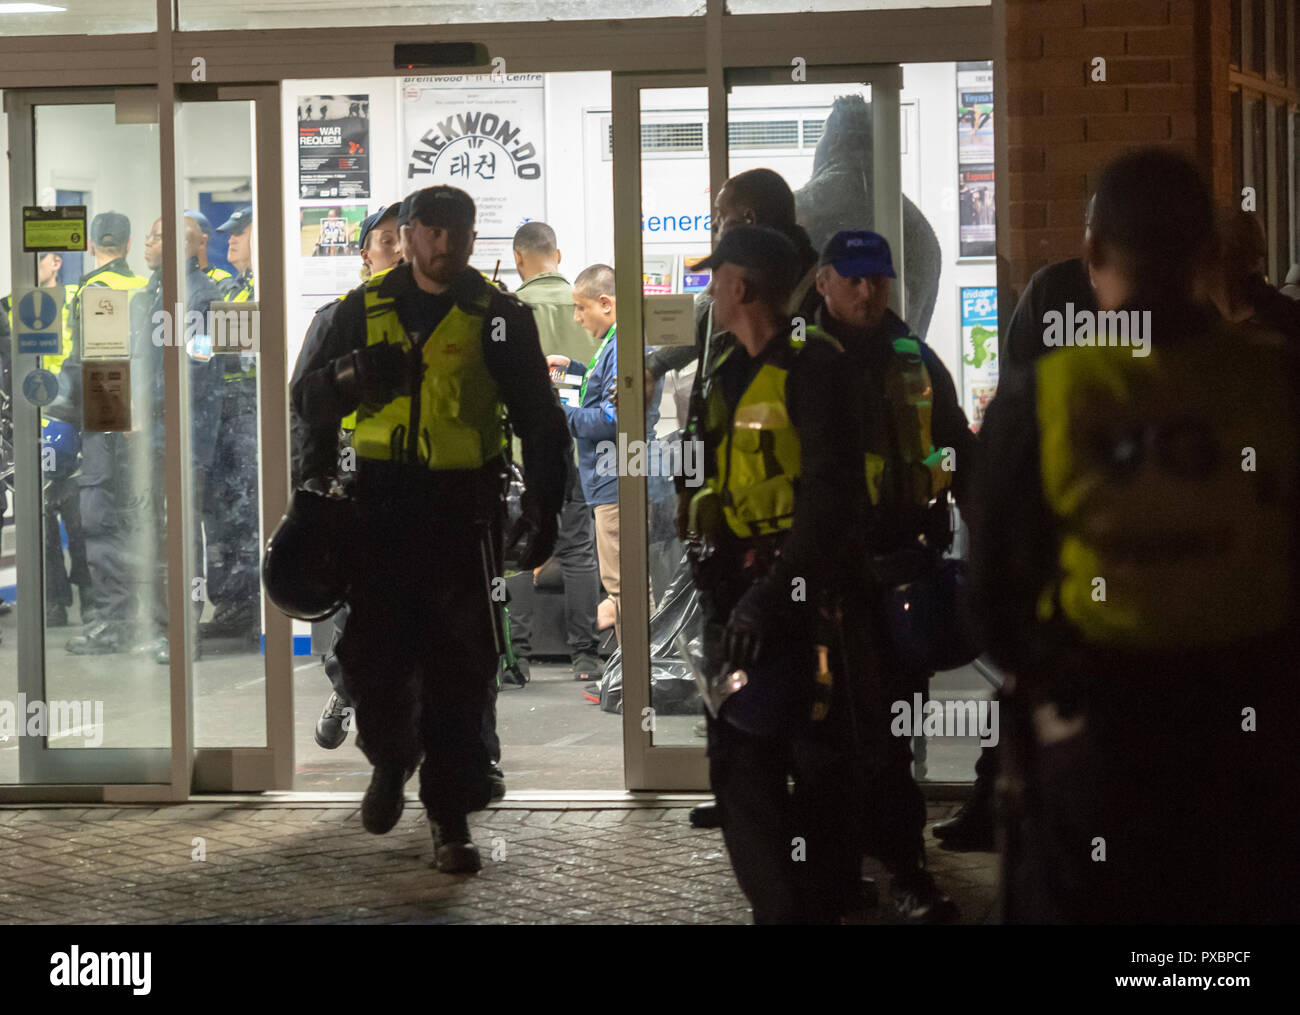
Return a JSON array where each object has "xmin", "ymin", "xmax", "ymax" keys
[{"xmin": 0, "ymin": 800, "xmax": 995, "ymax": 924}]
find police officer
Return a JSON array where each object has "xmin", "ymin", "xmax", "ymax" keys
[
  {"xmin": 290, "ymin": 185, "xmax": 567, "ymax": 873},
  {"xmin": 685, "ymin": 225, "xmax": 865, "ymax": 923},
  {"xmin": 49, "ymin": 212, "xmax": 149, "ymax": 654},
  {"xmin": 136, "ymin": 215, "xmax": 224, "ymax": 664},
  {"xmin": 202, "ymin": 205, "xmax": 259, "ymax": 643},
  {"xmin": 973, "ymin": 148, "xmax": 1300, "ymax": 922},
  {"xmin": 814, "ymin": 230, "xmax": 971, "ymax": 922},
  {"xmin": 184, "ymin": 210, "xmax": 233, "ymax": 288},
  {"xmin": 292, "ymin": 203, "xmax": 399, "ymax": 747}
]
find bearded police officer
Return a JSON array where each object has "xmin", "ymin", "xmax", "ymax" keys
[
  {"xmin": 685, "ymin": 225, "xmax": 865, "ymax": 923},
  {"xmin": 290, "ymin": 185, "xmax": 567, "ymax": 873}
]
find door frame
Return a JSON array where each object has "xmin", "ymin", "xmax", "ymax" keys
[
  {"xmin": 1, "ymin": 82, "xmax": 290, "ymax": 802},
  {"xmin": 613, "ymin": 61, "xmax": 907, "ymax": 790}
]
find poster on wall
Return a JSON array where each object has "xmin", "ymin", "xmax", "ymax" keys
[
  {"xmin": 960, "ymin": 286, "xmax": 998, "ymax": 431},
  {"xmin": 299, "ymin": 205, "xmax": 367, "ymax": 257},
  {"xmin": 956, "ymin": 60, "xmax": 995, "ymax": 258},
  {"xmin": 402, "ymin": 73, "xmax": 546, "ymax": 273},
  {"xmin": 298, "ymin": 94, "xmax": 371, "ymax": 200},
  {"xmin": 958, "ymin": 166, "xmax": 996, "ymax": 257}
]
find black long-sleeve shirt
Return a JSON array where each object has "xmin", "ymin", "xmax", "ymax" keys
[{"xmin": 290, "ymin": 262, "xmax": 569, "ymax": 519}]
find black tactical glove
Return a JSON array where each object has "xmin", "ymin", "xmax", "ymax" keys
[
  {"xmin": 331, "ymin": 343, "xmax": 422, "ymax": 407},
  {"xmin": 506, "ymin": 489, "xmax": 559, "ymax": 571},
  {"xmin": 724, "ymin": 580, "xmax": 786, "ymax": 669}
]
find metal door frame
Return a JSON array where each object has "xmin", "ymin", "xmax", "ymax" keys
[
  {"xmin": 2, "ymin": 82, "xmax": 290, "ymax": 802},
  {"xmin": 613, "ymin": 60, "xmax": 906, "ymax": 791}
]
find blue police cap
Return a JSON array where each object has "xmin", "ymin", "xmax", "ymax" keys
[
  {"xmin": 185, "ymin": 210, "xmax": 215, "ymax": 236},
  {"xmin": 819, "ymin": 230, "xmax": 896, "ymax": 279},
  {"xmin": 217, "ymin": 205, "xmax": 254, "ymax": 235},
  {"xmin": 358, "ymin": 204, "xmax": 397, "ymax": 248},
  {"xmin": 90, "ymin": 211, "xmax": 131, "ymax": 247}
]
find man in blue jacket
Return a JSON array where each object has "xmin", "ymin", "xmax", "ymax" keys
[{"xmin": 545, "ymin": 264, "xmax": 622, "ymax": 650}]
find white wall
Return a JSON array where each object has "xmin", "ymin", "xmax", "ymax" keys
[{"xmin": 275, "ymin": 68, "xmax": 995, "ymax": 388}]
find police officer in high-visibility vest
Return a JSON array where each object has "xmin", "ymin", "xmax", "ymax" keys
[
  {"xmin": 291, "ymin": 203, "xmax": 399, "ymax": 748},
  {"xmin": 185, "ymin": 209, "xmax": 233, "ymax": 289},
  {"xmin": 814, "ymin": 230, "xmax": 974, "ymax": 923},
  {"xmin": 685, "ymin": 225, "xmax": 866, "ymax": 923},
  {"xmin": 135, "ymin": 214, "xmax": 225, "ymax": 664},
  {"xmin": 201, "ymin": 204, "xmax": 260, "ymax": 642},
  {"xmin": 973, "ymin": 147, "xmax": 1300, "ymax": 922},
  {"xmin": 46, "ymin": 212, "xmax": 149, "ymax": 654},
  {"xmin": 290, "ymin": 186, "xmax": 568, "ymax": 872}
]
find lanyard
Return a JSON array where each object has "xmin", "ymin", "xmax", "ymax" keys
[{"xmin": 579, "ymin": 323, "xmax": 616, "ymax": 406}]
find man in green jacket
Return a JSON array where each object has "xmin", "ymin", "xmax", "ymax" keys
[{"xmin": 505, "ymin": 222, "xmax": 604, "ymax": 685}]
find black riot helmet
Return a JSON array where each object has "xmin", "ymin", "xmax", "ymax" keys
[{"xmin": 262, "ymin": 486, "xmax": 357, "ymax": 621}]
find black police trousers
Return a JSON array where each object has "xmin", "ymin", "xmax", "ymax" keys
[
  {"xmin": 1002, "ymin": 637, "xmax": 1300, "ymax": 924},
  {"xmin": 699, "ymin": 582, "xmax": 862, "ymax": 924},
  {"xmin": 335, "ymin": 464, "xmax": 504, "ymax": 824},
  {"xmin": 842, "ymin": 602, "xmax": 930, "ymax": 877}
]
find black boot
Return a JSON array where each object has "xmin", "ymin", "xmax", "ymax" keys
[
  {"xmin": 688, "ymin": 799, "xmax": 723, "ymax": 829},
  {"xmin": 361, "ymin": 765, "xmax": 408, "ymax": 834},
  {"xmin": 487, "ymin": 763, "xmax": 507, "ymax": 802},
  {"xmin": 431, "ymin": 814, "xmax": 481, "ymax": 874},
  {"xmin": 889, "ymin": 867, "xmax": 959, "ymax": 925},
  {"xmin": 932, "ymin": 781, "xmax": 995, "ymax": 851}
]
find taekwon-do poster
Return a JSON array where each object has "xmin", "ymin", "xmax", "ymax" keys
[
  {"xmin": 401, "ymin": 74, "xmax": 546, "ymax": 271},
  {"xmin": 298, "ymin": 94, "xmax": 371, "ymax": 200}
]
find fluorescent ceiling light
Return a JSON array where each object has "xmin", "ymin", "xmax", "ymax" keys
[{"xmin": 0, "ymin": 3, "xmax": 67, "ymax": 12}]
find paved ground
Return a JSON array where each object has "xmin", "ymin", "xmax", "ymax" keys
[{"xmin": 0, "ymin": 801, "xmax": 996, "ymax": 924}]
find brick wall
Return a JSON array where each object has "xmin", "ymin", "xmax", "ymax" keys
[{"xmin": 1001, "ymin": 0, "xmax": 1231, "ymax": 299}]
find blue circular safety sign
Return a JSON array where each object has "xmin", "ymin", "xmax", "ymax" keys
[
  {"xmin": 22, "ymin": 368, "xmax": 59, "ymax": 407},
  {"xmin": 17, "ymin": 288, "xmax": 59, "ymax": 331}
]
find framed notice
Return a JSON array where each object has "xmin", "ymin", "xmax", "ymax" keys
[
  {"xmin": 82, "ymin": 361, "xmax": 132, "ymax": 432},
  {"xmin": 298, "ymin": 93, "xmax": 371, "ymax": 199},
  {"xmin": 23, "ymin": 205, "xmax": 87, "ymax": 252}
]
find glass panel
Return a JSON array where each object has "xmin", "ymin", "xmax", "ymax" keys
[
  {"xmin": 632, "ymin": 86, "xmax": 709, "ymax": 749},
  {"xmin": 180, "ymin": 0, "xmax": 698, "ymax": 31},
  {"xmin": 0, "ymin": 0, "xmax": 154, "ymax": 35},
  {"xmin": 33, "ymin": 102, "xmax": 166, "ymax": 750},
  {"xmin": 1273, "ymin": 0, "xmax": 1288, "ymax": 79},
  {"xmin": 1250, "ymin": 0, "xmax": 1267, "ymax": 73},
  {"xmin": 1251, "ymin": 96, "xmax": 1268, "ymax": 241},
  {"xmin": 176, "ymin": 101, "xmax": 268, "ymax": 748},
  {"xmin": 1232, "ymin": 92, "xmax": 1244, "ymax": 200},
  {"xmin": 1232, "ymin": 0, "xmax": 1243, "ymax": 68}
]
